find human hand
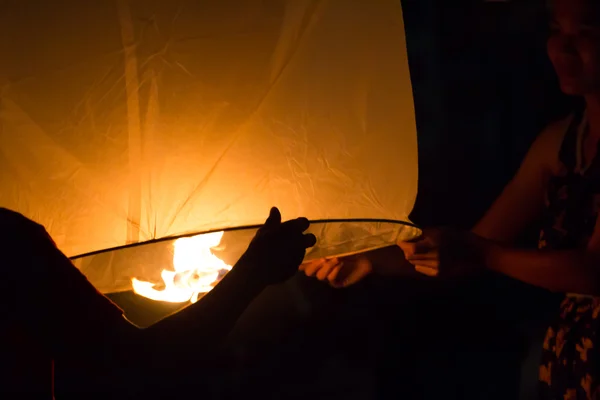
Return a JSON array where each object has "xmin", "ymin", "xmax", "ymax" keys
[
  {"xmin": 397, "ymin": 228, "xmax": 489, "ymax": 277},
  {"xmin": 299, "ymin": 255, "xmax": 373, "ymax": 288},
  {"xmin": 240, "ymin": 207, "xmax": 317, "ymax": 286}
]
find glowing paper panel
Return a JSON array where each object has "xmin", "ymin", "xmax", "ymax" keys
[{"xmin": 0, "ymin": 0, "xmax": 418, "ymax": 294}]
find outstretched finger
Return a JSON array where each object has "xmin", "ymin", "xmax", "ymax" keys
[
  {"xmin": 280, "ymin": 217, "xmax": 311, "ymax": 233},
  {"xmin": 316, "ymin": 258, "xmax": 342, "ymax": 281},
  {"xmin": 265, "ymin": 207, "xmax": 282, "ymax": 226}
]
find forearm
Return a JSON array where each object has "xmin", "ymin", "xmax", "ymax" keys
[
  {"xmin": 91, "ymin": 261, "xmax": 266, "ymax": 394},
  {"xmin": 90, "ymin": 259, "xmax": 264, "ymax": 369},
  {"xmin": 485, "ymin": 245, "xmax": 600, "ymax": 295},
  {"xmin": 141, "ymin": 260, "xmax": 266, "ymax": 360},
  {"xmin": 150, "ymin": 273, "xmax": 261, "ymax": 337}
]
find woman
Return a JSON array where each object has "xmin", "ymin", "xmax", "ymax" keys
[{"xmin": 302, "ymin": 0, "xmax": 600, "ymax": 398}]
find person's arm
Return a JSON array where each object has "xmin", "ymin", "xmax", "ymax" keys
[
  {"xmin": 466, "ymin": 115, "xmax": 600, "ymax": 294},
  {"xmin": 3, "ymin": 207, "xmax": 314, "ymax": 393},
  {"xmin": 483, "ymin": 241, "xmax": 600, "ymax": 295},
  {"xmin": 471, "ymin": 116, "xmax": 570, "ymax": 243},
  {"xmin": 133, "ymin": 256, "xmax": 267, "ymax": 360},
  {"xmin": 403, "ymin": 115, "xmax": 600, "ymax": 294},
  {"xmin": 404, "ymin": 219, "xmax": 600, "ymax": 295},
  {"xmin": 101, "ymin": 257, "xmax": 271, "ymax": 396},
  {"xmin": 23, "ymin": 224, "xmax": 264, "ymax": 362}
]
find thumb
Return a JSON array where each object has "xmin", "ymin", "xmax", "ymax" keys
[
  {"xmin": 397, "ymin": 240, "xmax": 418, "ymax": 257},
  {"xmin": 265, "ymin": 206, "xmax": 282, "ymax": 226}
]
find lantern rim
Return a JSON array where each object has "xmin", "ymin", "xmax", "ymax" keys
[{"xmin": 70, "ymin": 218, "xmax": 420, "ymax": 261}]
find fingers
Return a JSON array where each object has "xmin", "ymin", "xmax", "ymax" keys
[
  {"xmin": 397, "ymin": 240, "xmax": 416, "ymax": 257},
  {"xmin": 264, "ymin": 210, "xmax": 313, "ymax": 247},
  {"xmin": 398, "ymin": 239, "xmax": 434, "ymax": 257},
  {"xmin": 415, "ymin": 265, "xmax": 439, "ymax": 277},
  {"xmin": 265, "ymin": 208, "xmax": 311, "ymax": 234},
  {"xmin": 301, "ymin": 259, "xmax": 322, "ymax": 276},
  {"xmin": 403, "ymin": 252, "xmax": 439, "ymax": 274},
  {"xmin": 405, "ymin": 250, "xmax": 439, "ymax": 262},
  {"xmin": 407, "ymin": 259, "xmax": 438, "ymax": 268},
  {"xmin": 298, "ymin": 260, "xmax": 310, "ymax": 271},
  {"xmin": 303, "ymin": 233, "xmax": 317, "ymax": 248},
  {"xmin": 315, "ymin": 258, "xmax": 342, "ymax": 281},
  {"xmin": 399, "ymin": 233, "xmax": 441, "ymax": 277},
  {"xmin": 327, "ymin": 256, "xmax": 372, "ymax": 288},
  {"xmin": 327, "ymin": 265, "xmax": 345, "ymax": 288},
  {"xmin": 265, "ymin": 207, "xmax": 282, "ymax": 225},
  {"xmin": 261, "ymin": 209, "xmax": 315, "ymax": 253},
  {"xmin": 280, "ymin": 217, "xmax": 311, "ymax": 233},
  {"xmin": 302, "ymin": 258, "xmax": 340, "ymax": 277}
]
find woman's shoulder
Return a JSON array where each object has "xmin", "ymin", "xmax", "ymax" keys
[
  {"xmin": 540, "ymin": 114, "xmax": 574, "ymax": 149},
  {"xmin": 533, "ymin": 114, "xmax": 577, "ymax": 175}
]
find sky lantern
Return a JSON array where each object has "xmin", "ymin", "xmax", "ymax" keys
[{"xmin": 0, "ymin": 0, "xmax": 419, "ymax": 310}]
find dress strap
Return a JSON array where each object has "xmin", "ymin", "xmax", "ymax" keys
[{"xmin": 559, "ymin": 107, "xmax": 586, "ymax": 172}]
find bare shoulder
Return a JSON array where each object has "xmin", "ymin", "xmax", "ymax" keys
[{"xmin": 527, "ymin": 115, "xmax": 573, "ymax": 176}]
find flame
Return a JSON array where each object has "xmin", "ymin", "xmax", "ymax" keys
[{"xmin": 132, "ymin": 231, "xmax": 232, "ymax": 304}]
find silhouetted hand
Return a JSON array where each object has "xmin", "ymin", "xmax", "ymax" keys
[
  {"xmin": 240, "ymin": 207, "xmax": 317, "ymax": 286},
  {"xmin": 397, "ymin": 227, "xmax": 488, "ymax": 277},
  {"xmin": 299, "ymin": 255, "xmax": 373, "ymax": 288}
]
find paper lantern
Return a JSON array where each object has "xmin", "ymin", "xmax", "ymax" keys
[{"xmin": 0, "ymin": 0, "xmax": 419, "ymax": 302}]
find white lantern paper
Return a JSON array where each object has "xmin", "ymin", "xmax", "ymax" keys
[{"xmin": 0, "ymin": 0, "xmax": 419, "ymax": 295}]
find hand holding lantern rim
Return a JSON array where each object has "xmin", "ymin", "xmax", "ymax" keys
[
  {"xmin": 398, "ymin": 227, "xmax": 488, "ymax": 278},
  {"xmin": 299, "ymin": 255, "xmax": 373, "ymax": 288},
  {"xmin": 300, "ymin": 227, "xmax": 488, "ymax": 286}
]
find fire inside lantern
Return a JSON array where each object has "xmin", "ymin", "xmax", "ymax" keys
[{"xmin": 131, "ymin": 231, "xmax": 232, "ymax": 304}]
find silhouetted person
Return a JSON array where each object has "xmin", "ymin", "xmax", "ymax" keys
[{"xmin": 0, "ymin": 206, "xmax": 316, "ymax": 399}]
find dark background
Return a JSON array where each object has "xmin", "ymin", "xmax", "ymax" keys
[{"xmin": 409, "ymin": 0, "xmax": 573, "ymax": 230}]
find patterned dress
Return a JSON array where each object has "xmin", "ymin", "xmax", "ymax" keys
[{"xmin": 538, "ymin": 108, "xmax": 600, "ymax": 400}]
